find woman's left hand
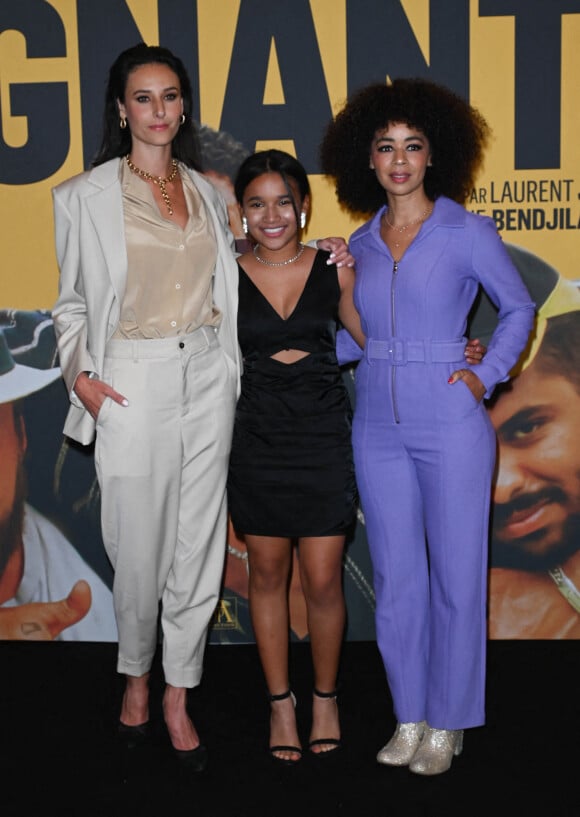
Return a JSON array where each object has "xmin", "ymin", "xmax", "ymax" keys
[
  {"xmin": 448, "ymin": 368, "xmax": 486, "ymax": 402},
  {"xmin": 316, "ymin": 236, "xmax": 355, "ymax": 268},
  {"xmin": 464, "ymin": 338, "xmax": 487, "ymax": 364}
]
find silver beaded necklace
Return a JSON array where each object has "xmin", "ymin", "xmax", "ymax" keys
[{"xmin": 253, "ymin": 243, "xmax": 305, "ymax": 267}]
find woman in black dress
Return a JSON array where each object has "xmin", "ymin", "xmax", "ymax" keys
[{"xmin": 228, "ymin": 150, "xmax": 365, "ymax": 763}]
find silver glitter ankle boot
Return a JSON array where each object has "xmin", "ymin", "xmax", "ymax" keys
[
  {"xmin": 376, "ymin": 721, "xmax": 426, "ymax": 766},
  {"xmin": 409, "ymin": 727, "xmax": 463, "ymax": 775}
]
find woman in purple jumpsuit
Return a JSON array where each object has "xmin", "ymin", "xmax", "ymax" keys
[{"xmin": 321, "ymin": 79, "xmax": 535, "ymax": 775}]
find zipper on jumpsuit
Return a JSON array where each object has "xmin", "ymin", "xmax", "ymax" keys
[{"xmin": 391, "ymin": 259, "xmax": 400, "ymax": 423}]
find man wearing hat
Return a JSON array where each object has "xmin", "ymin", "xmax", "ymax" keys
[{"xmin": 0, "ymin": 310, "xmax": 117, "ymax": 640}]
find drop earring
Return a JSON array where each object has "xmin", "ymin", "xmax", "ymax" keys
[
  {"xmin": 180, "ymin": 114, "xmax": 185, "ymax": 125},
  {"xmin": 242, "ymin": 216, "xmax": 248, "ymax": 234},
  {"xmin": 119, "ymin": 116, "xmax": 127, "ymax": 129},
  {"xmin": 300, "ymin": 212, "xmax": 306, "ymax": 229}
]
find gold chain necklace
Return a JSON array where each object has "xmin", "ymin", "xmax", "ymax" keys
[
  {"xmin": 125, "ymin": 155, "xmax": 179, "ymax": 215},
  {"xmin": 253, "ymin": 242, "xmax": 305, "ymax": 267},
  {"xmin": 384, "ymin": 207, "xmax": 432, "ymax": 249},
  {"xmin": 384, "ymin": 207, "xmax": 432, "ymax": 232}
]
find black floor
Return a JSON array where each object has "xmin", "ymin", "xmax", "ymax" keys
[{"xmin": 1, "ymin": 639, "xmax": 576, "ymax": 817}]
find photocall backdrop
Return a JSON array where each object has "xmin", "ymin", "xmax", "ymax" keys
[{"xmin": 1, "ymin": 0, "xmax": 579, "ymax": 641}]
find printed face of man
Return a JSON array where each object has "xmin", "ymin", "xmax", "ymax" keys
[{"xmin": 488, "ymin": 362, "xmax": 580, "ymax": 569}]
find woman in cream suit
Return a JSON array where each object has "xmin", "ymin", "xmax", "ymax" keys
[{"xmin": 52, "ymin": 44, "xmax": 240, "ymax": 773}]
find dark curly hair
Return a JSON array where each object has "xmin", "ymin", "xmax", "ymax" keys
[
  {"xmin": 320, "ymin": 78, "xmax": 490, "ymax": 215},
  {"xmin": 92, "ymin": 43, "xmax": 201, "ymax": 170}
]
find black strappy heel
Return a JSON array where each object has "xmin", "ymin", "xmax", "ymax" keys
[
  {"xmin": 308, "ymin": 688, "xmax": 342, "ymax": 756},
  {"xmin": 268, "ymin": 689, "xmax": 302, "ymax": 765}
]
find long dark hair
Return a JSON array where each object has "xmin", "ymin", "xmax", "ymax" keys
[
  {"xmin": 234, "ymin": 149, "xmax": 310, "ymax": 227},
  {"xmin": 91, "ymin": 43, "xmax": 201, "ymax": 169}
]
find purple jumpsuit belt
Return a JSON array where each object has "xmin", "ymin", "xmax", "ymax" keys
[{"xmin": 365, "ymin": 338, "xmax": 466, "ymax": 365}]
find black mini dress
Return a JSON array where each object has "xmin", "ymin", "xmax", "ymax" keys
[{"xmin": 227, "ymin": 250, "xmax": 357, "ymax": 537}]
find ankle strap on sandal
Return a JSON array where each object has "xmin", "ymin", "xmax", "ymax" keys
[
  {"xmin": 268, "ymin": 689, "xmax": 292, "ymax": 702},
  {"xmin": 313, "ymin": 688, "xmax": 338, "ymax": 699}
]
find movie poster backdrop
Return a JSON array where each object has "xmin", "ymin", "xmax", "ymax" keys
[{"xmin": 1, "ymin": 0, "xmax": 579, "ymax": 641}]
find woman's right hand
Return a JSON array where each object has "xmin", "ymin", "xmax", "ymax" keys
[{"xmin": 74, "ymin": 371, "xmax": 128, "ymax": 420}]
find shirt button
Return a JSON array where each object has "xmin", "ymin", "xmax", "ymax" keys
[
  {"xmin": 175, "ymin": 283, "xmax": 181, "ymax": 290},
  {"xmin": 178, "ymin": 244, "xmax": 185, "ymax": 250},
  {"xmin": 170, "ymin": 320, "xmax": 177, "ymax": 327},
  {"xmin": 179, "ymin": 341, "xmax": 185, "ymax": 349}
]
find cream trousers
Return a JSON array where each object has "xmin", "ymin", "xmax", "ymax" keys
[{"xmin": 95, "ymin": 326, "xmax": 237, "ymax": 687}]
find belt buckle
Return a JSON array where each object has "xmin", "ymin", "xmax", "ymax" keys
[{"xmin": 391, "ymin": 339, "xmax": 407, "ymax": 365}]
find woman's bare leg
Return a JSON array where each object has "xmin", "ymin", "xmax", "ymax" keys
[
  {"xmin": 163, "ymin": 684, "xmax": 202, "ymax": 751},
  {"xmin": 246, "ymin": 534, "xmax": 301, "ymax": 762},
  {"xmin": 298, "ymin": 535, "xmax": 346, "ymax": 752},
  {"xmin": 120, "ymin": 672, "xmax": 150, "ymax": 726}
]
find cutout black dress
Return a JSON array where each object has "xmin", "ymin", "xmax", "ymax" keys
[{"xmin": 228, "ymin": 250, "xmax": 357, "ymax": 537}]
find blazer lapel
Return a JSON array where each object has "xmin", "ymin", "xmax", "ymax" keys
[{"xmin": 85, "ymin": 160, "xmax": 127, "ymax": 306}]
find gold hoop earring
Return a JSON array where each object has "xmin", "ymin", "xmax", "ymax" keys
[
  {"xmin": 119, "ymin": 117, "xmax": 127, "ymax": 130},
  {"xmin": 180, "ymin": 114, "xmax": 185, "ymax": 125}
]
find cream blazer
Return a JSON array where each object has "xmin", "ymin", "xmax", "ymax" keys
[{"xmin": 52, "ymin": 157, "xmax": 241, "ymax": 446}]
